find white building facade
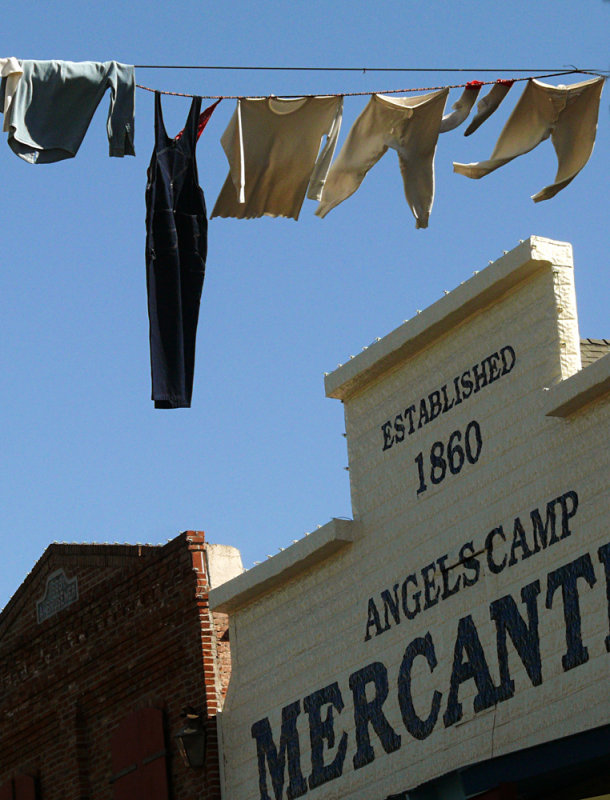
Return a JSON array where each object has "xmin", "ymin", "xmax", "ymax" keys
[{"xmin": 210, "ymin": 237, "xmax": 610, "ymax": 800}]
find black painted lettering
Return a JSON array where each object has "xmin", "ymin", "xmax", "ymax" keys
[
  {"xmin": 394, "ymin": 414, "xmax": 405, "ymax": 443},
  {"xmin": 349, "ymin": 662, "xmax": 401, "ymax": 770},
  {"xmin": 414, "ymin": 421, "xmax": 481, "ymax": 495},
  {"xmin": 490, "ymin": 580, "xmax": 542, "ymax": 703},
  {"xmin": 429, "ymin": 441, "xmax": 447, "ymax": 485},
  {"xmin": 397, "ymin": 633, "xmax": 442, "ymax": 740},
  {"xmin": 421, "ymin": 562, "xmax": 441, "ymax": 610},
  {"xmin": 464, "ymin": 420, "xmax": 483, "ymax": 464},
  {"xmin": 381, "ymin": 585, "xmax": 401, "ymax": 629},
  {"xmin": 557, "ymin": 490, "xmax": 579, "ymax": 540},
  {"xmin": 417, "ymin": 398, "xmax": 430, "ymax": 429},
  {"xmin": 486, "ymin": 352, "xmax": 502, "ymax": 383},
  {"xmin": 401, "ymin": 574, "xmax": 422, "ymax": 620},
  {"xmin": 252, "ymin": 702, "xmax": 307, "ymax": 800},
  {"xmin": 597, "ymin": 543, "xmax": 610, "ymax": 652},
  {"xmin": 404, "ymin": 405, "xmax": 416, "ymax": 435},
  {"xmin": 546, "ymin": 554, "xmax": 597, "ymax": 671},
  {"xmin": 303, "ymin": 683, "xmax": 348, "ymax": 790},
  {"xmin": 443, "ymin": 615, "xmax": 499, "ymax": 727},
  {"xmin": 460, "ymin": 370, "xmax": 473, "ymax": 399},
  {"xmin": 441, "ymin": 383, "xmax": 455, "ymax": 413},
  {"xmin": 447, "ymin": 429, "xmax": 465, "ymax": 475},
  {"xmin": 500, "ymin": 345, "xmax": 516, "ymax": 375},
  {"xmin": 485, "ymin": 526, "xmax": 507, "ymax": 574},
  {"xmin": 414, "ymin": 451, "xmax": 427, "ymax": 496},
  {"xmin": 508, "ymin": 517, "xmax": 533, "ymax": 566},
  {"xmin": 381, "ymin": 422, "xmax": 394, "ymax": 452},
  {"xmin": 530, "ymin": 500, "xmax": 558, "ymax": 552},
  {"xmin": 472, "ymin": 361, "xmax": 488, "ymax": 393},
  {"xmin": 459, "ymin": 541, "xmax": 481, "ymax": 588},
  {"xmin": 428, "ymin": 390, "xmax": 443, "ymax": 422},
  {"xmin": 364, "ymin": 597, "xmax": 388, "ymax": 641},
  {"xmin": 380, "ymin": 347, "xmax": 515, "ymax": 458},
  {"xmin": 438, "ymin": 554, "xmax": 461, "ymax": 601}
]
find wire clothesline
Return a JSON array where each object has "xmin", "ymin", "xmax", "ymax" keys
[
  {"xmin": 133, "ymin": 64, "xmax": 607, "ymax": 73},
  {"xmin": 134, "ymin": 67, "xmax": 607, "ymax": 100}
]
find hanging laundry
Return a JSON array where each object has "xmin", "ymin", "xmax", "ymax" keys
[
  {"xmin": 0, "ymin": 60, "xmax": 135, "ymax": 163},
  {"xmin": 0, "ymin": 57, "xmax": 23, "ymax": 132},
  {"xmin": 453, "ymin": 76, "xmax": 604, "ymax": 201},
  {"xmin": 464, "ymin": 79, "xmax": 514, "ymax": 136},
  {"xmin": 146, "ymin": 92, "xmax": 218, "ymax": 409},
  {"xmin": 439, "ymin": 81, "xmax": 483, "ymax": 133},
  {"xmin": 316, "ymin": 88, "xmax": 449, "ymax": 229},
  {"xmin": 211, "ymin": 95, "xmax": 343, "ymax": 220}
]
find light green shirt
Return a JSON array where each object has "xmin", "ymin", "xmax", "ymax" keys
[{"xmin": 1, "ymin": 59, "xmax": 135, "ymax": 163}]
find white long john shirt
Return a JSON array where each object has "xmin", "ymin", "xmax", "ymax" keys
[{"xmin": 212, "ymin": 95, "xmax": 343, "ymax": 221}]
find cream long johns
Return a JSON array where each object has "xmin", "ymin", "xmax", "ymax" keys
[
  {"xmin": 316, "ymin": 88, "xmax": 449, "ymax": 229},
  {"xmin": 439, "ymin": 81, "xmax": 482, "ymax": 133},
  {"xmin": 454, "ymin": 76, "xmax": 604, "ymax": 202},
  {"xmin": 463, "ymin": 79, "xmax": 514, "ymax": 136}
]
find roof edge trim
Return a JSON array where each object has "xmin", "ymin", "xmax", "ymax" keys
[
  {"xmin": 324, "ymin": 236, "xmax": 573, "ymax": 402},
  {"xmin": 545, "ymin": 351, "xmax": 610, "ymax": 417},
  {"xmin": 209, "ymin": 518, "xmax": 359, "ymax": 613}
]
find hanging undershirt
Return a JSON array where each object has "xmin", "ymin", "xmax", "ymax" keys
[
  {"xmin": 316, "ymin": 88, "xmax": 449, "ymax": 229},
  {"xmin": 0, "ymin": 57, "xmax": 23, "ymax": 132},
  {"xmin": 453, "ymin": 76, "xmax": 604, "ymax": 201},
  {"xmin": 211, "ymin": 95, "xmax": 343, "ymax": 221}
]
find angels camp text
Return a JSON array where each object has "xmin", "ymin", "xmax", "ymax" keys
[{"xmin": 250, "ymin": 492, "xmax": 610, "ymax": 800}]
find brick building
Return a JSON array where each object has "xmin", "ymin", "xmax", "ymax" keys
[{"xmin": 0, "ymin": 531, "xmax": 243, "ymax": 799}]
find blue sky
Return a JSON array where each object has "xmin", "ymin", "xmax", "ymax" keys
[{"xmin": 1, "ymin": 1, "xmax": 608, "ymax": 610}]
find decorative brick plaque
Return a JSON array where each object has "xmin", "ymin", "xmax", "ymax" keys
[{"xmin": 36, "ymin": 568, "xmax": 78, "ymax": 623}]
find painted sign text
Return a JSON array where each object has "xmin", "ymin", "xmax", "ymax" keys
[{"xmin": 381, "ymin": 345, "xmax": 516, "ymax": 452}]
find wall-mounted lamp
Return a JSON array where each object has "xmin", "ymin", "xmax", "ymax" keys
[{"xmin": 176, "ymin": 707, "xmax": 207, "ymax": 769}]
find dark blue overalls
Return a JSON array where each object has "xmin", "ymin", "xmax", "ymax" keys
[{"xmin": 145, "ymin": 92, "xmax": 207, "ymax": 408}]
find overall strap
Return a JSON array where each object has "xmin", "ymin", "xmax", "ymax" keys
[
  {"xmin": 173, "ymin": 98, "xmax": 221, "ymax": 145},
  {"xmin": 182, "ymin": 95, "xmax": 203, "ymax": 149},
  {"xmin": 154, "ymin": 91, "xmax": 170, "ymax": 146}
]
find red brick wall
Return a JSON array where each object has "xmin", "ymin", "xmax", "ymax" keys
[{"xmin": 0, "ymin": 532, "xmax": 231, "ymax": 800}]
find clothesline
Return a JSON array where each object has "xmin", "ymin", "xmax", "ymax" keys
[
  {"xmin": 133, "ymin": 64, "xmax": 607, "ymax": 73},
  {"xmin": 141, "ymin": 72, "xmax": 605, "ymax": 407},
  {"xmin": 2, "ymin": 59, "xmax": 605, "ymax": 410},
  {"xmin": 134, "ymin": 68, "xmax": 606, "ymax": 99}
]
